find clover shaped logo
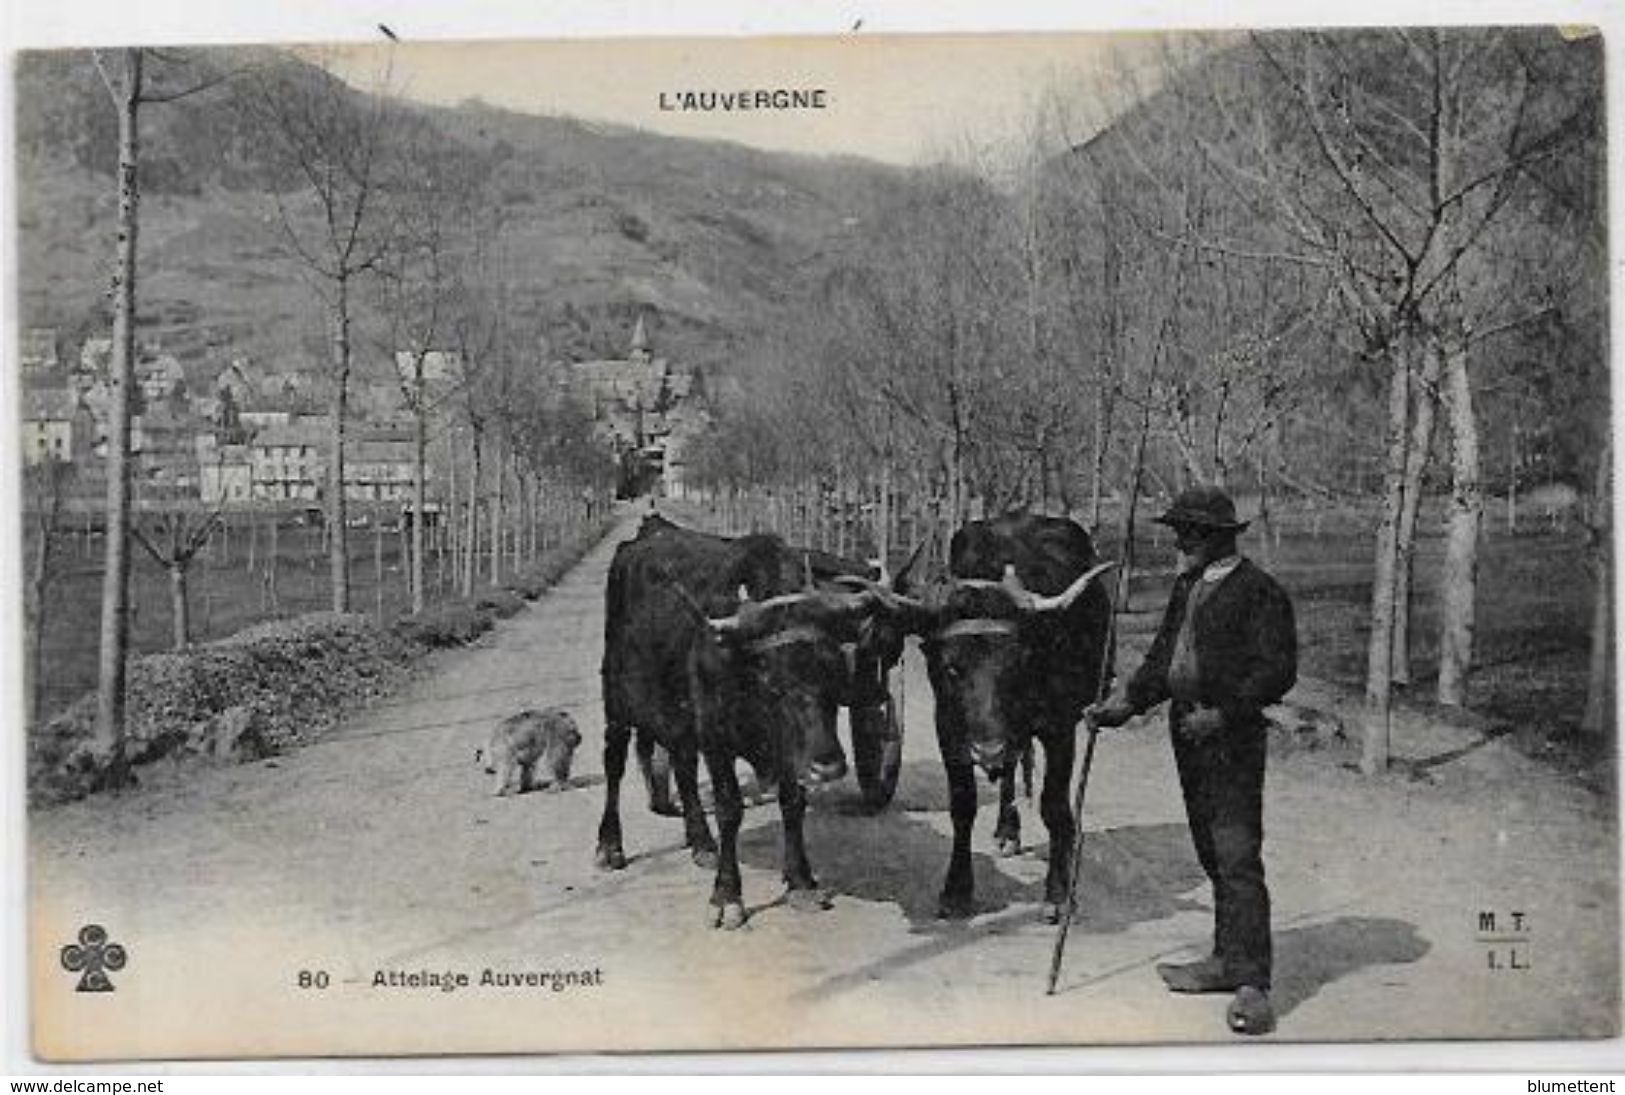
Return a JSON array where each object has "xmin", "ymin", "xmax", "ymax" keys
[{"xmin": 60, "ymin": 924, "xmax": 126, "ymax": 992}]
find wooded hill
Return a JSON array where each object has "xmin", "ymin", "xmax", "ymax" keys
[{"xmin": 14, "ymin": 48, "xmax": 918, "ymax": 391}]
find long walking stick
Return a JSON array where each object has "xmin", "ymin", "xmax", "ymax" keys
[
  {"xmin": 1044, "ymin": 364, "xmax": 1158, "ymax": 995},
  {"xmin": 1043, "ymin": 556, "xmax": 1130, "ymax": 995}
]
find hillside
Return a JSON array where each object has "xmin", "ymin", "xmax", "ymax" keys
[{"xmin": 14, "ymin": 49, "xmax": 919, "ymax": 390}]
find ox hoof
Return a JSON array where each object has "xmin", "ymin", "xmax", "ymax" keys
[
  {"xmin": 691, "ymin": 847, "xmax": 719, "ymax": 870},
  {"xmin": 708, "ymin": 902, "xmax": 747, "ymax": 930},
  {"xmin": 595, "ymin": 846, "xmax": 627, "ymax": 871},
  {"xmin": 1041, "ymin": 902, "xmax": 1066, "ymax": 925},
  {"xmin": 996, "ymin": 836, "xmax": 1022, "ymax": 858},
  {"xmin": 649, "ymin": 802, "xmax": 684, "ymax": 818},
  {"xmin": 786, "ymin": 888, "xmax": 833, "ymax": 913},
  {"xmin": 936, "ymin": 894, "xmax": 976, "ymax": 921}
]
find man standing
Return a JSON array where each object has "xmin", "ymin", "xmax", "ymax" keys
[{"xmin": 1090, "ymin": 485, "xmax": 1297, "ymax": 1036}]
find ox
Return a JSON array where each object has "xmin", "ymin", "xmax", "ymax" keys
[
  {"xmin": 903, "ymin": 513, "xmax": 1115, "ymax": 921},
  {"xmin": 598, "ymin": 514, "xmax": 903, "ymax": 928},
  {"xmin": 638, "ymin": 541, "xmax": 923, "ymax": 813}
]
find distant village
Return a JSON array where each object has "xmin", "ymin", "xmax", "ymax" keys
[{"xmin": 18, "ymin": 315, "xmax": 716, "ymax": 518}]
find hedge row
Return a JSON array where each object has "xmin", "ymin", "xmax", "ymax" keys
[{"xmin": 28, "ymin": 518, "xmax": 613, "ymax": 808}]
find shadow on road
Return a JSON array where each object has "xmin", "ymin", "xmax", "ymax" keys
[
  {"xmin": 1272, "ymin": 916, "xmax": 1431, "ymax": 1019},
  {"xmin": 731, "ymin": 756, "xmax": 1216, "ymax": 1003},
  {"xmin": 741, "ymin": 760, "xmax": 1206, "ymax": 931}
]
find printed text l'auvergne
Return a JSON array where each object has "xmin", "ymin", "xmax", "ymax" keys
[{"xmin": 659, "ymin": 88, "xmax": 828, "ymax": 112}]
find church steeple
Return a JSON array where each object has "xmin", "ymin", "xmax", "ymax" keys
[{"xmin": 629, "ymin": 315, "xmax": 650, "ymax": 362}]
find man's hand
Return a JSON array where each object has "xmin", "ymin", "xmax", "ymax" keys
[
  {"xmin": 1179, "ymin": 705, "xmax": 1226, "ymax": 743},
  {"xmin": 1088, "ymin": 698, "xmax": 1137, "ymax": 729}
]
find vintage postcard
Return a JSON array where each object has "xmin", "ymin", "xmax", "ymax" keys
[{"xmin": 12, "ymin": 20, "xmax": 1619, "ymax": 1063}]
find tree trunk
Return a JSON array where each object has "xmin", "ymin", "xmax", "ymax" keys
[
  {"xmin": 373, "ymin": 517, "xmax": 384, "ymax": 622},
  {"xmin": 29, "ymin": 512, "xmax": 55, "ymax": 726},
  {"xmin": 462, "ymin": 431, "xmax": 482, "ymax": 597},
  {"xmin": 168, "ymin": 562, "xmax": 189, "ymax": 650},
  {"xmin": 1362, "ymin": 333, "xmax": 1414, "ymax": 775},
  {"xmin": 1392, "ymin": 343, "xmax": 1444, "ymax": 686},
  {"xmin": 411, "ymin": 379, "xmax": 427, "ymax": 614},
  {"xmin": 490, "ymin": 438, "xmax": 505, "ymax": 586},
  {"xmin": 1436, "ymin": 334, "xmax": 1482, "ymax": 706},
  {"xmin": 328, "ymin": 274, "xmax": 353, "ymax": 614},
  {"xmin": 1582, "ymin": 437, "xmax": 1612, "ymax": 735},
  {"xmin": 447, "ymin": 436, "xmax": 460, "ymax": 593},
  {"xmin": 95, "ymin": 48, "xmax": 143, "ymax": 778},
  {"xmin": 266, "ymin": 514, "xmax": 280, "ymax": 615}
]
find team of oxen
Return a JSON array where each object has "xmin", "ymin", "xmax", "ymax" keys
[{"xmin": 597, "ymin": 511, "xmax": 1116, "ymax": 930}]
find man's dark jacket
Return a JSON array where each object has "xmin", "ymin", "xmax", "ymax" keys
[{"xmin": 1125, "ymin": 558, "xmax": 1298, "ymax": 728}]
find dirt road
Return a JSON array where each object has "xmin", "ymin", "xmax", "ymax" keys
[{"xmin": 29, "ymin": 505, "xmax": 1618, "ymax": 1059}]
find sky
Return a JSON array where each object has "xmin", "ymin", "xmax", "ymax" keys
[{"xmin": 310, "ymin": 33, "xmax": 1168, "ymax": 169}]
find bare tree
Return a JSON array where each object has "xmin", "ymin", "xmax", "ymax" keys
[
  {"xmin": 130, "ymin": 507, "xmax": 223, "ymax": 650},
  {"xmin": 239, "ymin": 53, "xmax": 404, "ymax": 613},
  {"xmin": 88, "ymin": 47, "xmax": 236, "ymax": 780},
  {"xmin": 374, "ymin": 128, "xmax": 488, "ymax": 613},
  {"xmin": 1192, "ymin": 28, "xmax": 1599, "ymax": 766}
]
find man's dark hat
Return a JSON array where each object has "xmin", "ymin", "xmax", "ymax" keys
[{"xmin": 1154, "ymin": 485, "xmax": 1250, "ymax": 532}]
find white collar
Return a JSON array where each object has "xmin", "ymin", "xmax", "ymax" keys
[{"xmin": 1201, "ymin": 554, "xmax": 1243, "ymax": 583}]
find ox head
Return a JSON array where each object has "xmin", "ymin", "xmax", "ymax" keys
[
  {"xmin": 821, "ymin": 540, "xmax": 931, "ymax": 707},
  {"xmin": 914, "ymin": 562, "xmax": 1115, "ymax": 779},
  {"xmin": 706, "ymin": 585, "xmax": 882, "ymax": 789}
]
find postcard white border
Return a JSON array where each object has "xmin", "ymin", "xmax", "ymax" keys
[{"xmin": 3, "ymin": 0, "xmax": 1622, "ymax": 1075}]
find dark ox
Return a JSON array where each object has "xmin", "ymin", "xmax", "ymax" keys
[
  {"xmin": 639, "ymin": 542, "xmax": 921, "ymax": 812},
  {"xmin": 906, "ymin": 513, "xmax": 1115, "ymax": 921},
  {"xmin": 598, "ymin": 514, "xmax": 906, "ymax": 929}
]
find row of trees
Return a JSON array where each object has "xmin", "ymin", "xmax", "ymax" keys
[
  {"xmin": 682, "ymin": 28, "xmax": 1608, "ymax": 769},
  {"xmin": 71, "ymin": 47, "xmax": 617, "ymax": 777}
]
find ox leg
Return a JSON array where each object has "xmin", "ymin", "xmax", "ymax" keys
[
  {"xmin": 637, "ymin": 736, "xmax": 681, "ymax": 817},
  {"xmin": 939, "ymin": 759, "xmax": 979, "ymax": 920},
  {"xmin": 672, "ymin": 742, "xmax": 718, "ymax": 869},
  {"xmin": 595, "ymin": 721, "xmax": 632, "ymax": 870},
  {"xmin": 1038, "ymin": 730, "xmax": 1079, "ymax": 923},
  {"xmin": 704, "ymin": 748, "xmax": 747, "ymax": 930},
  {"xmin": 780, "ymin": 777, "xmax": 832, "ymax": 912},
  {"xmin": 993, "ymin": 764, "xmax": 1022, "ymax": 857}
]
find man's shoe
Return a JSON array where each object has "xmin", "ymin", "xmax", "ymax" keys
[
  {"xmin": 1156, "ymin": 955, "xmax": 1242, "ymax": 994},
  {"xmin": 1226, "ymin": 986, "xmax": 1276, "ymax": 1035}
]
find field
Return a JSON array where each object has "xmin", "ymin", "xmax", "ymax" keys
[
  {"xmin": 26, "ymin": 512, "xmax": 502, "ymax": 723},
  {"xmin": 25, "ymin": 497, "xmax": 1605, "ymax": 787}
]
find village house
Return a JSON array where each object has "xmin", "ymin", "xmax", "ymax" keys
[
  {"xmin": 564, "ymin": 316, "xmax": 709, "ymax": 491},
  {"xmin": 393, "ymin": 349, "xmax": 462, "ymax": 388},
  {"xmin": 195, "ymin": 434, "xmax": 253, "ymax": 506},
  {"xmin": 131, "ymin": 404, "xmax": 206, "ymax": 507},
  {"xmin": 135, "ymin": 352, "xmax": 187, "ymax": 406},
  {"xmin": 248, "ymin": 418, "xmax": 326, "ymax": 503},
  {"xmin": 20, "ymin": 328, "xmax": 59, "ymax": 374},
  {"xmin": 246, "ymin": 420, "xmax": 422, "ymax": 510},
  {"xmin": 20, "ymin": 388, "xmax": 95, "ymax": 466},
  {"xmin": 79, "ymin": 337, "xmax": 111, "ymax": 376},
  {"xmin": 345, "ymin": 430, "xmax": 417, "ymax": 504}
]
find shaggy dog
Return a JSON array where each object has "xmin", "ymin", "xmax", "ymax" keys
[{"xmin": 479, "ymin": 708, "xmax": 582, "ymax": 796}]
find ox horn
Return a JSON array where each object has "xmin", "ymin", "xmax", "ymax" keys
[
  {"xmin": 707, "ymin": 612, "xmax": 742, "ymax": 635},
  {"xmin": 1001, "ymin": 563, "xmax": 1027, "ymax": 596},
  {"xmin": 1026, "ymin": 561, "xmax": 1118, "ymax": 614},
  {"xmin": 890, "ymin": 539, "xmax": 930, "ymax": 594},
  {"xmin": 707, "ymin": 584, "xmax": 754, "ymax": 635},
  {"xmin": 832, "ymin": 572, "xmax": 926, "ymax": 613}
]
